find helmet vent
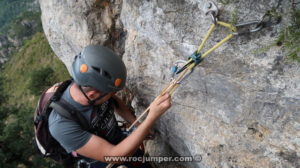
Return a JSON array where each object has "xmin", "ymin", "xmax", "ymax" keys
[
  {"xmin": 91, "ymin": 66, "xmax": 112, "ymax": 80},
  {"xmin": 103, "ymin": 70, "xmax": 112, "ymax": 80},
  {"xmin": 91, "ymin": 66, "xmax": 101, "ymax": 73}
]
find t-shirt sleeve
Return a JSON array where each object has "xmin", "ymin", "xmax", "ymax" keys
[{"xmin": 48, "ymin": 110, "xmax": 92, "ymax": 153}]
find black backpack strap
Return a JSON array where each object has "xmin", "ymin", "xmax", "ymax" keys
[
  {"xmin": 110, "ymin": 97, "xmax": 119, "ymax": 108},
  {"xmin": 50, "ymin": 99, "xmax": 90, "ymax": 131},
  {"xmin": 51, "ymin": 80, "xmax": 73, "ymax": 101}
]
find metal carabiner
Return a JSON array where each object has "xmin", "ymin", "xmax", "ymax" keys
[
  {"xmin": 232, "ymin": 11, "xmax": 281, "ymax": 35},
  {"xmin": 232, "ymin": 20, "xmax": 262, "ymax": 35},
  {"xmin": 204, "ymin": 1, "xmax": 219, "ymax": 24},
  {"xmin": 176, "ymin": 68, "xmax": 194, "ymax": 84},
  {"xmin": 170, "ymin": 60, "xmax": 188, "ymax": 79},
  {"xmin": 77, "ymin": 159, "xmax": 91, "ymax": 168}
]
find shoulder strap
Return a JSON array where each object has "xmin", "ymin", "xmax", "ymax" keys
[
  {"xmin": 50, "ymin": 99, "xmax": 90, "ymax": 131},
  {"xmin": 110, "ymin": 97, "xmax": 119, "ymax": 108},
  {"xmin": 51, "ymin": 80, "xmax": 73, "ymax": 101},
  {"xmin": 49, "ymin": 79, "xmax": 90, "ymax": 131}
]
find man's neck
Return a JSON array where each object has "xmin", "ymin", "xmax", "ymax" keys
[{"xmin": 69, "ymin": 83, "xmax": 90, "ymax": 106}]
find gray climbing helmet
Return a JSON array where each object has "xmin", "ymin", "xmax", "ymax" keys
[{"xmin": 71, "ymin": 45, "xmax": 127, "ymax": 93}]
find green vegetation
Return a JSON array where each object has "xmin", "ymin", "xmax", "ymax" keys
[
  {"xmin": 0, "ymin": 1, "xmax": 42, "ymax": 62},
  {"xmin": 0, "ymin": 74, "xmax": 7, "ymax": 104},
  {"xmin": 0, "ymin": 106, "xmax": 61, "ymax": 168},
  {"xmin": 252, "ymin": 7, "xmax": 299, "ymax": 63},
  {"xmin": 277, "ymin": 9, "xmax": 300, "ymax": 62},
  {"xmin": 0, "ymin": 0, "xmax": 38, "ymax": 33},
  {"xmin": 217, "ymin": 0, "xmax": 239, "ymax": 5},
  {"xmin": 2, "ymin": 32, "xmax": 70, "ymax": 107},
  {"xmin": 0, "ymin": 32, "xmax": 69, "ymax": 168},
  {"xmin": 229, "ymin": 8, "xmax": 238, "ymax": 25},
  {"xmin": 0, "ymin": 1, "xmax": 69, "ymax": 167},
  {"xmin": 29, "ymin": 67, "xmax": 55, "ymax": 95},
  {"xmin": 4, "ymin": 11, "xmax": 43, "ymax": 39}
]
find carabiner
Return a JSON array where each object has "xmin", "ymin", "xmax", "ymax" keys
[
  {"xmin": 232, "ymin": 20, "xmax": 262, "ymax": 35},
  {"xmin": 233, "ymin": 11, "xmax": 281, "ymax": 35},
  {"xmin": 176, "ymin": 68, "xmax": 194, "ymax": 84},
  {"xmin": 204, "ymin": 1, "xmax": 219, "ymax": 24},
  {"xmin": 170, "ymin": 60, "xmax": 188, "ymax": 79}
]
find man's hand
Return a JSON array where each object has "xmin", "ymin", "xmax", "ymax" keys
[{"xmin": 147, "ymin": 93, "xmax": 172, "ymax": 121}]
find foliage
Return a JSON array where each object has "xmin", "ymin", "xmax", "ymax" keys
[
  {"xmin": 0, "ymin": 73, "xmax": 7, "ymax": 105},
  {"xmin": 217, "ymin": 0, "xmax": 239, "ymax": 5},
  {"xmin": 0, "ymin": 1, "xmax": 68, "ymax": 167},
  {"xmin": 0, "ymin": 7, "xmax": 42, "ymax": 63},
  {"xmin": 0, "ymin": 106, "xmax": 62, "ymax": 168},
  {"xmin": 229, "ymin": 8, "xmax": 238, "ymax": 25},
  {"xmin": 29, "ymin": 67, "xmax": 55, "ymax": 95},
  {"xmin": 277, "ymin": 9, "xmax": 300, "ymax": 62},
  {"xmin": 5, "ymin": 11, "xmax": 43, "ymax": 39},
  {"xmin": 0, "ymin": 0, "xmax": 39, "ymax": 33},
  {"xmin": 0, "ymin": 32, "xmax": 69, "ymax": 167},
  {"xmin": 2, "ymin": 32, "xmax": 70, "ymax": 107}
]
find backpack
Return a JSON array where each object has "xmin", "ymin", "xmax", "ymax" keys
[
  {"xmin": 34, "ymin": 80, "xmax": 89, "ymax": 167},
  {"xmin": 33, "ymin": 80, "xmax": 149, "ymax": 168}
]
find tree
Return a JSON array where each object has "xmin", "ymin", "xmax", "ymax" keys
[
  {"xmin": 0, "ymin": 106, "xmax": 62, "ymax": 168},
  {"xmin": 29, "ymin": 67, "xmax": 55, "ymax": 95},
  {"xmin": 0, "ymin": 74, "xmax": 7, "ymax": 105}
]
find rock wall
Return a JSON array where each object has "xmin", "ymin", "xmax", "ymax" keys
[
  {"xmin": 39, "ymin": 0, "xmax": 125, "ymax": 69},
  {"xmin": 39, "ymin": 0, "xmax": 300, "ymax": 168}
]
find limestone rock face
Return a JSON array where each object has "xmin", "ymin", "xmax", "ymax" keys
[
  {"xmin": 40, "ymin": 0, "xmax": 300, "ymax": 167},
  {"xmin": 39, "ymin": 0, "xmax": 125, "ymax": 71}
]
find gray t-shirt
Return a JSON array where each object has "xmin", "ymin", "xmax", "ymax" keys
[
  {"xmin": 48, "ymin": 84, "xmax": 122, "ymax": 153},
  {"xmin": 48, "ymin": 85, "xmax": 93, "ymax": 153}
]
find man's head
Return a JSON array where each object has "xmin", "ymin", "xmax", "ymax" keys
[{"xmin": 70, "ymin": 45, "xmax": 127, "ymax": 105}]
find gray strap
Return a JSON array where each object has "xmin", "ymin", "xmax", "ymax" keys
[{"xmin": 49, "ymin": 101, "xmax": 90, "ymax": 131}]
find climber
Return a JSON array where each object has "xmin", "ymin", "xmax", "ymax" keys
[{"xmin": 48, "ymin": 44, "xmax": 172, "ymax": 168}]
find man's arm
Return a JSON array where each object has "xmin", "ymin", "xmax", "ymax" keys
[{"xmin": 76, "ymin": 93, "xmax": 171, "ymax": 163}]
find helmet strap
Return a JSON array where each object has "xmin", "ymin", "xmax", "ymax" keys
[{"xmin": 79, "ymin": 86, "xmax": 107, "ymax": 105}]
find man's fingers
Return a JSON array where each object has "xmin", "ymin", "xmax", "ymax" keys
[
  {"xmin": 156, "ymin": 93, "xmax": 171, "ymax": 105},
  {"xmin": 148, "ymin": 93, "xmax": 172, "ymax": 121},
  {"xmin": 154, "ymin": 92, "xmax": 168, "ymax": 101},
  {"xmin": 160, "ymin": 98, "xmax": 171, "ymax": 108}
]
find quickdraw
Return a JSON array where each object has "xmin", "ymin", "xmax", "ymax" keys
[{"xmin": 172, "ymin": 1, "xmax": 281, "ymax": 79}]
